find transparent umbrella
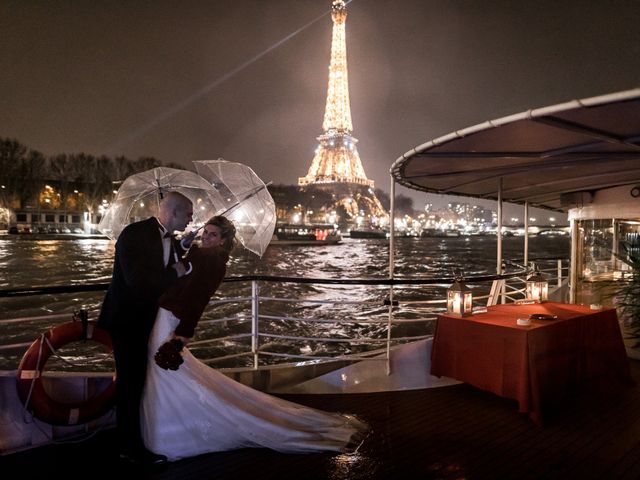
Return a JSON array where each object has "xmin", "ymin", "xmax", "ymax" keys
[
  {"xmin": 97, "ymin": 166, "xmax": 225, "ymax": 241},
  {"xmin": 194, "ymin": 159, "xmax": 276, "ymax": 257}
]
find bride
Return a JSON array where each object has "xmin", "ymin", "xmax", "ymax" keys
[{"xmin": 141, "ymin": 216, "xmax": 367, "ymax": 461}]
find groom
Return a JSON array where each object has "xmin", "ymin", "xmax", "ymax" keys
[{"xmin": 99, "ymin": 191, "xmax": 194, "ymax": 466}]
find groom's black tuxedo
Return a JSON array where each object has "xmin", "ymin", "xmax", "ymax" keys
[
  {"xmin": 99, "ymin": 217, "xmax": 180, "ymax": 335},
  {"xmin": 99, "ymin": 216, "xmax": 184, "ymax": 455}
]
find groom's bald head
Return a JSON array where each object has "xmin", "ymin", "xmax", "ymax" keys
[{"xmin": 158, "ymin": 192, "xmax": 193, "ymax": 233}]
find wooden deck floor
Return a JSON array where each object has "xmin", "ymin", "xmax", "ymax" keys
[{"xmin": 3, "ymin": 359, "xmax": 640, "ymax": 480}]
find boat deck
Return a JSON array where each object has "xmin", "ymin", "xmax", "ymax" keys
[{"xmin": 3, "ymin": 359, "xmax": 640, "ymax": 479}]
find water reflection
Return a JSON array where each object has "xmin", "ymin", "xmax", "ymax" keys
[
  {"xmin": 328, "ymin": 452, "xmax": 378, "ymax": 480},
  {"xmin": 0, "ymin": 242, "xmax": 9, "ymax": 288},
  {"xmin": 0, "ymin": 235, "xmax": 570, "ymax": 314}
]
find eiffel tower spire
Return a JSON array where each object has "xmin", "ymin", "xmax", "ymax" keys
[{"xmin": 299, "ymin": 0, "xmax": 373, "ymax": 188}]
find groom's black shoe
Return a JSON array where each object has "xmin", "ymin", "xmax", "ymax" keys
[{"xmin": 119, "ymin": 448, "xmax": 168, "ymax": 466}]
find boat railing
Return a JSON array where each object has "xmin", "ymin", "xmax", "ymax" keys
[
  {"xmin": 499, "ymin": 259, "xmax": 569, "ymax": 303},
  {"xmin": 0, "ymin": 259, "xmax": 569, "ymax": 373}
]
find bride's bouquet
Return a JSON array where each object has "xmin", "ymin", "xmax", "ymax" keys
[{"xmin": 154, "ymin": 338, "xmax": 184, "ymax": 370}]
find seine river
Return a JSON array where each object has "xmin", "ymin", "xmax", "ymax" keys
[{"xmin": 0, "ymin": 234, "xmax": 570, "ymax": 369}]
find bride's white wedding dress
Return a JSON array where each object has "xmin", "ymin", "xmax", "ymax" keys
[{"xmin": 142, "ymin": 308, "xmax": 367, "ymax": 461}]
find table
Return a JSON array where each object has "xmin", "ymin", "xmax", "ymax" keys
[{"xmin": 430, "ymin": 302, "xmax": 632, "ymax": 424}]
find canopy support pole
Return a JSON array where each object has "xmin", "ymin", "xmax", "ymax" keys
[
  {"xmin": 497, "ymin": 178, "xmax": 503, "ymax": 274},
  {"xmin": 497, "ymin": 178, "xmax": 504, "ymax": 303},
  {"xmin": 387, "ymin": 175, "xmax": 396, "ymax": 375},
  {"xmin": 389, "ymin": 176, "xmax": 395, "ymax": 279},
  {"xmin": 570, "ymin": 218, "xmax": 578, "ymax": 303},
  {"xmin": 524, "ymin": 201, "xmax": 530, "ymax": 267}
]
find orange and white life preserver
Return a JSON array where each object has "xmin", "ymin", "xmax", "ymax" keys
[{"xmin": 16, "ymin": 320, "xmax": 116, "ymax": 426}]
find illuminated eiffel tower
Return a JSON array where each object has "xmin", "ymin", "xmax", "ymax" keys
[{"xmin": 298, "ymin": 0, "xmax": 387, "ymax": 225}]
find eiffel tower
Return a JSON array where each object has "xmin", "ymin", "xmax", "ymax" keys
[{"xmin": 298, "ymin": 0, "xmax": 387, "ymax": 226}]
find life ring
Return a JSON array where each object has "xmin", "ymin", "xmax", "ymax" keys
[{"xmin": 16, "ymin": 320, "xmax": 116, "ymax": 426}]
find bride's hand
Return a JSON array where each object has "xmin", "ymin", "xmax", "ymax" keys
[{"xmin": 181, "ymin": 230, "xmax": 198, "ymax": 248}]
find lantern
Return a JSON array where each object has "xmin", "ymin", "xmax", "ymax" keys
[
  {"xmin": 447, "ymin": 278, "xmax": 473, "ymax": 316},
  {"xmin": 526, "ymin": 267, "xmax": 548, "ymax": 303}
]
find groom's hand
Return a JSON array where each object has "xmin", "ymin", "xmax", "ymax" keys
[{"xmin": 154, "ymin": 339, "xmax": 184, "ymax": 370}]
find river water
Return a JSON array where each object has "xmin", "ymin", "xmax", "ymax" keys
[{"xmin": 0, "ymin": 234, "xmax": 570, "ymax": 369}]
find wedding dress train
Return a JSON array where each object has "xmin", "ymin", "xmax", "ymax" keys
[{"xmin": 142, "ymin": 308, "xmax": 367, "ymax": 461}]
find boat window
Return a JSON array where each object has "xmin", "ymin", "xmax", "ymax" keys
[{"xmin": 579, "ymin": 218, "xmax": 640, "ymax": 281}]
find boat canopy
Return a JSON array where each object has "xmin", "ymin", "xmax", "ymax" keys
[{"xmin": 390, "ymin": 88, "xmax": 640, "ymax": 212}]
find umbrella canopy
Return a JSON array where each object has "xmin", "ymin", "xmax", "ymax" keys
[
  {"xmin": 98, "ymin": 166, "xmax": 225, "ymax": 240},
  {"xmin": 194, "ymin": 159, "xmax": 276, "ymax": 257},
  {"xmin": 390, "ymin": 88, "xmax": 640, "ymax": 212}
]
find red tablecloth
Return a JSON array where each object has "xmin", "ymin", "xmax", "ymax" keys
[{"xmin": 431, "ymin": 302, "xmax": 632, "ymax": 425}]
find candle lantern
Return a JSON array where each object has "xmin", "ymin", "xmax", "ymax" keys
[
  {"xmin": 447, "ymin": 278, "xmax": 473, "ymax": 316},
  {"xmin": 526, "ymin": 265, "xmax": 548, "ymax": 303}
]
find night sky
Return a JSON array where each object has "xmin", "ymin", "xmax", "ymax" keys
[{"xmin": 2, "ymin": 0, "xmax": 639, "ymax": 220}]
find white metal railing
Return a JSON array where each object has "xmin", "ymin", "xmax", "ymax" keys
[
  {"xmin": 0, "ymin": 260, "xmax": 569, "ymax": 372},
  {"xmin": 194, "ymin": 281, "xmax": 443, "ymax": 372},
  {"xmin": 499, "ymin": 259, "xmax": 569, "ymax": 303}
]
